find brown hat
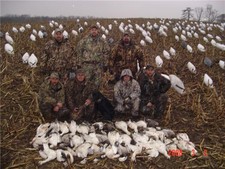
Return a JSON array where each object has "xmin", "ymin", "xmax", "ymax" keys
[
  {"xmin": 145, "ymin": 64, "xmax": 155, "ymax": 70},
  {"xmin": 54, "ymin": 28, "xmax": 63, "ymax": 34},
  {"xmin": 76, "ymin": 68, "xmax": 85, "ymax": 74},
  {"xmin": 50, "ymin": 72, "xmax": 59, "ymax": 79},
  {"xmin": 90, "ymin": 25, "xmax": 98, "ymax": 29}
]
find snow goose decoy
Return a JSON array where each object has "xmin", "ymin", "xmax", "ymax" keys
[
  {"xmin": 155, "ymin": 55, "xmax": 163, "ymax": 68},
  {"xmin": 187, "ymin": 61, "xmax": 197, "ymax": 74},
  {"xmin": 169, "ymin": 74, "xmax": 185, "ymax": 94},
  {"xmin": 203, "ymin": 73, "xmax": 214, "ymax": 88}
]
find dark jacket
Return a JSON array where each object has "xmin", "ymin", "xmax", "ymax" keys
[{"xmin": 138, "ymin": 71, "xmax": 171, "ymax": 100}]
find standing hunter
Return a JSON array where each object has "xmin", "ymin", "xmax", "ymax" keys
[
  {"xmin": 109, "ymin": 31, "xmax": 145, "ymax": 83},
  {"xmin": 40, "ymin": 28, "xmax": 76, "ymax": 83},
  {"xmin": 76, "ymin": 25, "xmax": 110, "ymax": 88}
]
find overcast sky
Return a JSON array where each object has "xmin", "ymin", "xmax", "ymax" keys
[{"xmin": 1, "ymin": 0, "xmax": 224, "ymax": 19}]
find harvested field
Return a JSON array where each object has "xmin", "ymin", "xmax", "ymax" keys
[{"xmin": 1, "ymin": 18, "xmax": 225, "ymax": 169}]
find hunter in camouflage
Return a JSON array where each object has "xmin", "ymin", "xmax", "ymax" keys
[
  {"xmin": 40, "ymin": 28, "xmax": 76, "ymax": 82},
  {"xmin": 65, "ymin": 68, "xmax": 98, "ymax": 121},
  {"xmin": 109, "ymin": 32, "xmax": 145, "ymax": 81},
  {"xmin": 114, "ymin": 69, "xmax": 141, "ymax": 116},
  {"xmin": 38, "ymin": 72, "xmax": 70, "ymax": 122},
  {"xmin": 137, "ymin": 65, "xmax": 171, "ymax": 119},
  {"xmin": 76, "ymin": 25, "xmax": 110, "ymax": 87}
]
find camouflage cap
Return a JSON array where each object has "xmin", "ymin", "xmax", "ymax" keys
[
  {"xmin": 54, "ymin": 28, "xmax": 63, "ymax": 34},
  {"xmin": 90, "ymin": 25, "xmax": 98, "ymax": 29},
  {"xmin": 50, "ymin": 72, "xmax": 59, "ymax": 79},
  {"xmin": 145, "ymin": 64, "xmax": 155, "ymax": 70},
  {"xmin": 76, "ymin": 68, "xmax": 85, "ymax": 75}
]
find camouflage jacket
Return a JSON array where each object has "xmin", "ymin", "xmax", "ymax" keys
[
  {"xmin": 38, "ymin": 78, "xmax": 65, "ymax": 106},
  {"xmin": 114, "ymin": 79, "xmax": 141, "ymax": 105},
  {"xmin": 110, "ymin": 39, "xmax": 144, "ymax": 76},
  {"xmin": 65, "ymin": 79, "xmax": 98, "ymax": 111},
  {"xmin": 40, "ymin": 39, "xmax": 76, "ymax": 75},
  {"xmin": 76, "ymin": 34, "xmax": 110, "ymax": 67},
  {"xmin": 138, "ymin": 72, "xmax": 171, "ymax": 100}
]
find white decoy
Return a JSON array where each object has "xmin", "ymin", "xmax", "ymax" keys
[
  {"xmin": 203, "ymin": 37, "xmax": 209, "ymax": 43},
  {"xmin": 187, "ymin": 61, "xmax": 197, "ymax": 74},
  {"xmin": 84, "ymin": 21, "xmax": 88, "ymax": 26},
  {"xmin": 145, "ymin": 36, "xmax": 153, "ymax": 43},
  {"xmin": 19, "ymin": 26, "xmax": 25, "ymax": 32},
  {"xmin": 163, "ymin": 50, "xmax": 171, "ymax": 60},
  {"xmin": 4, "ymin": 43, "xmax": 14, "ymax": 55},
  {"xmin": 193, "ymin": 32, "xmax": 199, "ymax": 38},
  {"xmin": 38, "ymin": 143, "xmax": 57, "ymax": 165},
  {"xmin": 32, "ymin": 29, "xmax": 37, "ymax": 35},
  {"xmin": 215, "ymin": 43, "xmax": 225, "ymax": 51},
  {"xmin": 203, "ymin": 73, "xmax": 214, "ymax": 88},
  {"xmin": 155, "ymin": 55, "xmax": 163, "ymax": 68},
  {"xmin": 180, "ymin": 34, "xmax": 187, "ymax": 41},
  {"xmin": 71, "ymin": 30, "xmax": 78, "ymax": 36},
  {"xmin": 140, "ymin": 40, "xmax": 146, "ymax": 46},
  {"xmin": 175, "ymin": 35, "xmax": 179, "ymax": 41},
  {"xmin": 101, "ymin": 34, "xmax": 106, "ymax": 40},
  {"xmin": 169, "ymin": 74, "xmax": 185, "ymax": 94},
  {"xmin": 215, "ymin": 36, "xmax": 222, "ymax": 42},
  {"xmin": 49, "ymin": 22, "xmax": 54, "ymax": 28},
  {"xmin": 78, "ymin": 27, "xmax": 84, "ymax": 33},
  {"xmin": 161, "ymin": 73, "xmax": 170, "ymax": 81},
  {"xmin": 197, "ymin": 44, "xmax": 206, "ymax": 52},
  {"xmin": 62, "ymin": 30, "xmax": 69, "ymax": 39},
  {"xmin": 186, "ymin": 44, "xmax": 193, "ymax": 53},
  {"xmin": 25, "ymin": 24, "xmax": 31, "ymax": 29},
  {"xmin": 30, "ymin": 34, "xmax": 36, "ymax": 41},
  {"xmin": 22, "ymin": 52, "xmax": 30, "ymax": 63},
  {"xmin": 219, "ymin": 60, "xmax": 225, "ymax": 69},
  {"xmin": 38, "ymin": 30, "xmax": 44, "ymax": 38},
  {"xmin": 5, "ymin": 33, "xmax": 14, "ymax": 45},
  {"xmin": 169, "ymin": 47, "xmax": 176, "ymax": 56},
  {"xmin": 127, "ymin": 120, "xmax": 138, "ymax": 133},
  {"xmin": 115, "ymin": 121, "xmax": 130, "ymax": 135},
  {"xmin": 207, "ymin": 34, "xmax": 213, "ymax": 39},
  {"xmin": 210, "ymin": 39, "xmax": 217, "ymax": 47},
  {"xmin": 12, "ymin": 27, "xmax": 18, "ymax": 33},
  {"xmin": 28, "ymin": 53, "xmax": 38, "ymax": 67}
]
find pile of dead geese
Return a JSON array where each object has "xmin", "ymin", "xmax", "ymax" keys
[{"xmin": 30, "ymin": 119, "xmax": 197, "ymax": 166}]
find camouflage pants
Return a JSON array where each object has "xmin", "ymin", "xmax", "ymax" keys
[
  {"xmin": 115, "ymin": 97, "xmax": 140, "ymax": 115},
  {"xmin": 140, "ymin": 94, "xmax": 168, "ymax": 118},
  {"xmin": 39, "ymin": 103, "xmax": 70, "ymax": 122},
  {"xmin": 82, "ymin": 63, "xmax": 102, "ymax": 87}
]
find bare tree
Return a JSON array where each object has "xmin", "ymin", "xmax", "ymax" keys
[
  {"xmin": 182, "ymin": 7, "xmax": 193, "ymax": 21},
  {"xmin": 195, "ymin": 7, "xmax": 204, "ymax": 22},
  {"xmin": 205, "ymin": 4, "xmax": 219, "ymax": 22}
]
